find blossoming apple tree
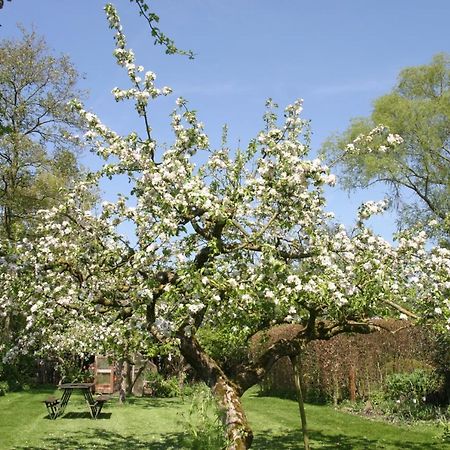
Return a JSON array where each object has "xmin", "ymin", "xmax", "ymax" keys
[{"xmin": 1, "ymin": 4, "xmax": 449, "ymax": 449}]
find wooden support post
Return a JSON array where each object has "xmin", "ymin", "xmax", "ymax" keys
[
  {"xmin": 349, "ymin": 365, "xmax": 357, "ymax": 402},
  {"xmin": 291, "ymin": 354, "xmax": 310, "ymax": 450}
]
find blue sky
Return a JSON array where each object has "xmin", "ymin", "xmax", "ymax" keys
[{"xmin": 1, "ymin": 0, "xmax": 449, "ymax": 240}]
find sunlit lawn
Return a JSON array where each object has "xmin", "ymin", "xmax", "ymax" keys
[{"xmin": 0, "ymin": 386, "xmax": 446, "ymax": 449}]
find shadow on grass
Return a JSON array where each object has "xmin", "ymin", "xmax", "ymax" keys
[
  {"xmin": 61, "ymin": 411, "xmax": 112, "ymax": 420},
  {"xmin": 253, "ymin": 428, "xmax": 444, "ymax": 450},
  {"xmin": 8, "ymin": 425, "xmax": 445, "ymax": 450},
  {"xmin": 124, "ymin": 396, "xmax": 185, "ymax": 409},
  {"xmin": 12, "ymin": 429, "xmax": 185, "ymax": 450}
]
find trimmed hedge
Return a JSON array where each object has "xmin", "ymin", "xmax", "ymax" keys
[{"xmin": 256, "ymin": 320, "xmax": 449, "ymax": 405}]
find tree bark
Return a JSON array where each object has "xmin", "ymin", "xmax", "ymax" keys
[
  {"xmin": 349, "ymin": 365, "xmax": 357, "ymax": 403},
  {"xmin": 178, "ymin": 334, "xmax": 253, "ymax": 450},
  {"xmin": 127, "ymin": 359, "xmax": 148, "ymax": 396},
  {"xmin": 125, "ymin": 360, "xmax": 133, "ymax": 395},
  {"xmin": 116, "ymin": 359, "xmax": 127, "ymax": 404}
]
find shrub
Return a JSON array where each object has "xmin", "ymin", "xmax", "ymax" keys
[
  {"xmin": 256, "ymin": 321, "xmax": 443, "ymax": 405},
  {"xmin": 178, "ymin": 384, "xmax": 228, "ymax": 450},
  {"xmin": 384, "ymin": 369, "xmax": 442, "ymax": 404},
  {"xmin": 198, "ymin": 326, "xmax": 247, "ymax": 372},
  {"xmin": 345, "ymin": 370, "xmax": 447, "ymax": 421},
  {"xmin": 144, "ymin": 372, "xmax": 181, "ymax": 398},
  {"xmin": 0, "ymin": 381, "xmax": 9, "ymax": 396},
  {"xmin": 381, "ymin": 369, "xmax": 445, "ymax": 420},
  {"xmin": 0, "ymin": 355, "xmax": 37, "ymax": 391}
]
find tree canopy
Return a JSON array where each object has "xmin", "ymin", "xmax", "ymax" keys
[{"xmin": 322, "ymin": 53, "xmax": 450, "ymax": 242}]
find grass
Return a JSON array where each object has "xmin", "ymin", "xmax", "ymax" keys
[
  {"xmin": 0, "ymin": 386, "xmax": 447, "ymax": 449},
  {"xmin": 244, "ymin": 392, "xmax": 448, "ymax": 449}
]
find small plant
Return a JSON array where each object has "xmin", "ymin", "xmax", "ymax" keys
[
  {"xmin": 384, "ymin": 369, "xmax": 441, "ymax": 402},
  {"xmin": 437, "ymin": 411, "xmax": 450, "ymax": 444},
  {"xmin": 0, "ymin": 381, "xmax": 9, "ymax": 396},
  {"xmin": 380, "ymin": 369, "xmax": 444, "ymax": 420},
  {"xmin": 441, "ymin": 425, "xmax": 450, "ymax": 443},
  {"xmin": 144, "ymin": 372, "xmax": 181, "ymax": 397},
  {"xmin": 179, "ymin": 384, "xmax": 228, "ymax": 450}
]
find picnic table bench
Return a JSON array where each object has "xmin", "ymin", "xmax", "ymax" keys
[
  {"xmin": 42, "ymin": 395, "xmax": 60, "ymax": 420},
  {"xmin": 43, "ymin": 383, "xmax": 109, "ymax": 419},
  {"xmin": 89, "ymin": 395, "xmax": 109, "ymax": 418}
]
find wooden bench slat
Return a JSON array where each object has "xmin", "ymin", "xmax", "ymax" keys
[{"xmin": 43, "ymin": 396, "xmax": 61, "ymax": 419}]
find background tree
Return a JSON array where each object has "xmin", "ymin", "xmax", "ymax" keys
[
  {"xmin": 0, "ymin": 28, "xmax": 85, "ymax": 243},
  {"xmin": 322, "ymin": 53, "xmax": 450, "ymax": 243}
]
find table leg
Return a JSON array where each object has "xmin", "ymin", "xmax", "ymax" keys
[
  {"xmin": 95, "ymin": 402, "xmax": 104, "ymax": 418},
  {"xmin": 83, "ymin": 389, "xmax": 97, "ymax": 419},
  {"xmin": 49, "ymin": 402, "xmax": 59, "ymax": 419},
  {"xmin": 58, "ymin": 389, "xmax": 72, "ymax": 416}
]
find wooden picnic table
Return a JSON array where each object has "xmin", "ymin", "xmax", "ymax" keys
[{"xmin": 45, "ymin": 382, "xmax": 108, "ymax": 419}]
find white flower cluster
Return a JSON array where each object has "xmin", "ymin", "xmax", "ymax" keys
[
  {"xmin": 357, "ymin": 199, "xmax": 389, "ymax": 220},
  {"xmin": 105, "ymin": 4, "xmax": 173, "ymax": 117},
  {"xmin": 346, "ymin": 125, "xmax": 404, "ymax": 155}
]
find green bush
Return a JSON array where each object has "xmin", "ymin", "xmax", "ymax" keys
[
  {"xmin": 381, "ymin": 369, "xmax": 444, "ymax": 420},
  {"xmin": 178, "ymin": 384, "xmax": 228, "ymax": 450},
  {"xmin": 0, "ymin": 356, "xmax": 37, "ymax": 391},
  {"xmin": 0, "ymin": 381, "xmax": 9, "ymax": 396},
  {"xmin": 144, "ymin": 372, "xmax": 181, "ymax": 398},
  {"xmin": 340, "ymin": 370, "xmax": 448, "ymax": 422},
  {"xmin": 384, "ymin": 369, "xmax": 442, "ymax": 403},
  {"xmin": 198, "ymin": 326, "xmax": 247, "ymax": 370}
]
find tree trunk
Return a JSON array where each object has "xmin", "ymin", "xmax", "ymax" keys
[
  {"xmin": 332, "ymin": 372, "xmax": 339, "ymax": 406},
  {"xmin": 291, "ymin": 355, "xmax": 310, "ymax": 450},
  {"xmin": 214, "ymin": 375, "xmax": 254, "ymax": 450},
  {"xmin": 125, "ymin": 360, "xmax": 133, "ymax": 396},
  {"xmin": 178, "ymin": 334, "xmax": 253, "ymax": 450},
  {"xmin": 127, "ymin": 360, "xmax": 148, "ymax": 396},
  {"xmin": 348, "ymin": 365, "xmax": 356, "ymax": 402},
  {"xmin": 173, "ymin": 321, "xmax": 378, "ymax": 448},
  {"xmin": 116, "ymin": 359, "xmax": 127, "ymax": 404}
]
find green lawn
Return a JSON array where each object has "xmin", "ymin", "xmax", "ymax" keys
[{"xmin": 0, "ymin": 386, "xmax": 447, "ymax": 449}]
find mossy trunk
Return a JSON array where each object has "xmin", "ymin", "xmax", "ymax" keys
[
  {"xmin": 116, "ymin": 359, "xmax": 127, "ymax": 404},
  {"xmin": 213, "ymin": 376, "xmax": 253, "ymax": 449}
]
